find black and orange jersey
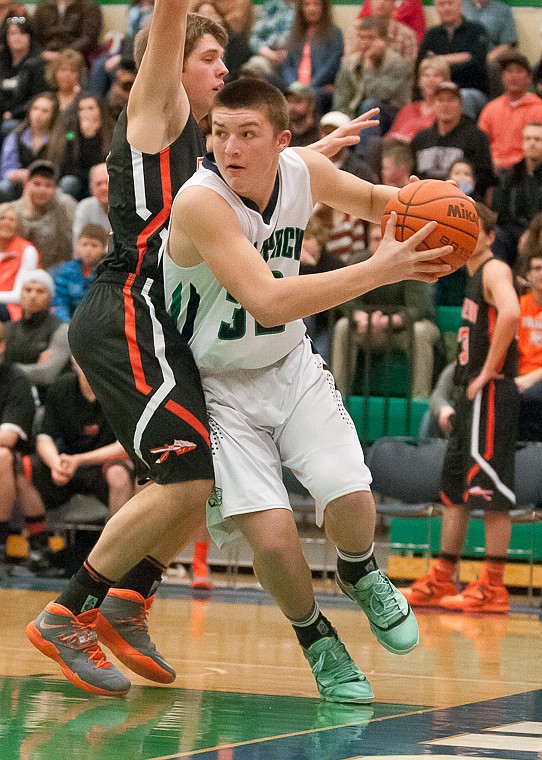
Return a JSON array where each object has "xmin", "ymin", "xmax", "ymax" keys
[
  {"xmin": 98, "ymin": 108, "xmax": 205, "ymax": 292},
  {"xmin": 454, "ymin": 259, "xmax": 518, "ymax": 385}
]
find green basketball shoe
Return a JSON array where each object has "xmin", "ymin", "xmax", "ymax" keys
[
  {"xmin": 337, "ymin": 569, "xmax": 419, "ymax": 655},
  {"xmin": 304, "ymin": 635, "xmax": 374, "ymax": 703}
]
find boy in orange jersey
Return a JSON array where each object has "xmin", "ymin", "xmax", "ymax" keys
[{"xmin": 515, "ymin": 252, "xmax": 542, "ymax": 441}]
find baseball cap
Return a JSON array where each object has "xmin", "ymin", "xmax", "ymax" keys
[
  {"xmin": 434, "ymin": 81, "xmax": 461, "ymax": 98},
  {"xmin": 499, "ymin": 52, "xmax": 531, "ymax": 74},
  {"xmin": 319, "ymin": 111, "xmax": 351, "ymax": 129},
  {"xmin": 27, "ymin": 160, "xmax": 58, "ymax": 182},
  {"xmin": 285, "ymin": 81, "xmax": 313, "ymax": 99}
]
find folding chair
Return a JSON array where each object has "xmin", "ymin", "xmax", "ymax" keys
[{"xmin": 365, "ymin": 436, "xmax": 447, "ymax": 563}]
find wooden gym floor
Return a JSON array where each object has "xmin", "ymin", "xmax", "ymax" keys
[{"xmin": 1, "ymin": 572, "xmax": 542, "ymax": 760}]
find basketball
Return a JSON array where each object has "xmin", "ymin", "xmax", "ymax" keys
[{"xmin": 381, "ymin": 179, "xmax": 480, "ymax": 274}]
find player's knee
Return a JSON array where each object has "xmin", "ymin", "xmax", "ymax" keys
[{"xmin": 0, "ymin": 446, "xmax": 15, "ymax": 471}]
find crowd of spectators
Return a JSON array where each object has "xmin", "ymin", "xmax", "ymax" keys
[{"xmin": 0, "ymin": 0, "xmax": 542, "ymax": 572}]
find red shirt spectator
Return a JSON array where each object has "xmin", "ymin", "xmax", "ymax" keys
[{"xmin": 357, "ymin": 0, "xmax": 425, "ymax": 44}]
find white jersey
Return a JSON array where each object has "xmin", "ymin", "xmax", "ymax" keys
[{"xmin": 163, "ymin": 148, "xmax": 313, "ymax": 370}]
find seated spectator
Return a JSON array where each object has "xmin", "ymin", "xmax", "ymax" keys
[
  {"xmin": 0, "ymin": 92, "xmax": 60, "ymax": 202},
  {"xmin": 72, "ymin": 161, "xmax": 109, "ymax": 242},
  {"xmin": 32, "ymin": 0, "xmax": 103, "ymax": 68},
  {"xmin": 380, "ymin": 138, "xmax": 413, "ymax": 186},
  {"xmin": 248, "ymin": 0, "xmax": 294, "ymax": 75},
  {"xmin": 314, "ymin": 110, "xmax": 377, "ymax": 263},
  {"xmin": 45, "ymin": 48, "xmax": 85, "ymax": 130},
  {"xmin": 515, "ymin": 249, "xmax": 542, "ymax": 442},
  {"xmin": 56, "ymin": 93, "xmax": 114, "ymax": 200},
  {"xmin": 0, "ymin": 202, "xmax": 39, "ymax": 320},
  {"xmin": 462, "ymin": 0, "xmax": 517, "ymax": 98},
  {"xmin": 4, "ymin": 269, "xmax": 70, "ymax": 401},
  {"xmin": 386, "ymin": 56, "xmax": 450, "ymax": 143},
  {"xmin": 12, "ymin": 160, "xmax": 77, "ymax": 270},
  {"xmin": 357, "ymin": 0, "xmax": 426, "ymax": 45},
  {"xmin": 422, "ymin": 360, "xmax": 456, "ymax": 439},
  {"xmin": 0, "ymin": 320, "xmax": 51, "ymax": 567},
  {"xmin": 517, "ymin": 211, "xmax": 542, "ymax": 281},
  {"xmin": 331, "ymin": 222, "xmax": 439, "ymax": 399},
  {"xmin": 88, "ymin": 0, "xmax": 153, "ymax": 97},
  {"xmin": 285, "ymin": 81, "xmax": 320, "ymax": 146},
  {"xmin": 33, "ymin": 359, "xmax": 135, "ymax": 521},
  {"xmin": 411, "ymin": 81, "xmax": 496, "ymax": 203},
  {"xmin": 333, "ymin": 17, "xmax": 411, "ymax": 154},
  {"xmin": 105, "ymin": 58, "xmax": 136, "ymax": 122},
  {"xmin": 283, "ymin": 0, "xmax": 343, "ymax": 115},
  {"xmin": 52, "ymin": 223, "xmax": 108, "ymax": 322},
  {"xmin": 299, "ymin": 212, "xmax": 340, "ymax": 359},
  {"xmin": 0, "ymin": 4, "xmax": 27, "ymax": 39},
  {"xmin": 492, "ymin": 122, "xmax": 542, "ymax": 268},
  {"xmin": 417, "ymin": 0, "xmax": 489, "ymax": 119},
  {"xmin": 478, "ymin": 53, "xmax": 542, "ymax": 175},
  {"xmin": 364, "ymin": 0, "xmax": 418, "ymax": 71},
  {"xmin": 0, "ymin": 16, "xmax": 44, "ymax": 138},
  {"xmin": 193, "ymin": 0, "xmax": 253, "ymax": 37},
  {"xmin": 193, "ymin": 1, "xmax": 251, "ymax": 82}
]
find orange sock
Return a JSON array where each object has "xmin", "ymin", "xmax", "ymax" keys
[
  {"xmin": 193, "ymin": 541, "xmax": 209, "ymax": 575},
  {"xmin": 484, "ymin": 559, "xmax": 505, "ymax": 586},
  {"xmin": 434, "ymin": 557, "xmax": 457, "ymax": 582}
]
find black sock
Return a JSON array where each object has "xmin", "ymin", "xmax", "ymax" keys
[
  {"xmin": 0, "ymin": 521, "xmax": 9, "ymax": 546},
  {"xmin": 291, "ymin": 604, "xmax": 337, "ymax": 649},
  {"xmin": 56, "ymin": 561, "xmax": 114, "ymax": 615},
  {"xmin": 337, "ymin": 549, "xmax": 379, "ymax": 586},
  {"xmin": 114, "ymin": 555, "xmax": 166, "ymax": 598}
]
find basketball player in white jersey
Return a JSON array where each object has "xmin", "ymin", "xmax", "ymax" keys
[{"xmin": 164, "ymin": 79, "xmax": 453, "ymax": 703}]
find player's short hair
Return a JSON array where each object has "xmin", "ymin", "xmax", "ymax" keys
[
  {"xmin": 78, "ymin": 223, "xmax": 109, "ymax": 246},
  {"xmin": 381, "ymin": 139, "xmax": 414, "ymax": 171},
  {"xmin": 475, "ymin": 202, "xmax": 497, "ymax": 235},
  {"xmin": 134, "ymin": 13, "xmax": 228, "ymax": 69},
  {"xmin": 213, "ymin": 79, "xmax": 289, "ymax": 133}
]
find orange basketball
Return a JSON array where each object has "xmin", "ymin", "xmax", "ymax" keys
[{"xmin": 381, "ymin": 179, "xmax": 480, "ymax": 275}]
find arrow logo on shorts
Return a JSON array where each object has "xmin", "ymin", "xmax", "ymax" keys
[{"xmin": 150, "ymin": 439, "xmax": 197, "ymax": 463}]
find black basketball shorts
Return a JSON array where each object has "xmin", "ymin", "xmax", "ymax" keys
[
  {"xmin": 440, "ymin": 377, "xmax": 519, "ymax": 512},
  {"xmin": 68, "ymin": 272, "xmax": 214, "ymax": 485}
]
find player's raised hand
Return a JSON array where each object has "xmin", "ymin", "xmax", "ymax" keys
[
  {"xmin": 372, "ymin": 212, "xmax": 453, "ymax": 284},
  {"xmin": 308, "ymin": 108, "xmax": 380, "ymax": 159}
]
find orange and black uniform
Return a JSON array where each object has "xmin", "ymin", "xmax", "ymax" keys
[
  {"xmin": 68, "ymin": 109, "xmax": 213, "ymax": 484},
  {"xmin": 440, "ymin": 260, "xmax": 519, "ymax": 511}
]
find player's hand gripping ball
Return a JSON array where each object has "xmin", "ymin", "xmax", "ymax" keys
[{"xmin": 381, "ymin": 179, "xmax": 480, "ymax": 275}]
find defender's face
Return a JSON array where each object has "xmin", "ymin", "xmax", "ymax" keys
[
  {"xmin": 183, "ymin": 35, "xmax": 228, "ymax": 120},
  {"xmin": 212, "ymin": 107, "xmax": 290, "ymax": 202}
]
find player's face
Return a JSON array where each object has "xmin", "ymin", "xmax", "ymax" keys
[
  {"xmin": 183, "ymin": 35, "xmax": 228, "ymax": 121},
  {"xmin": 212, "ymin": 107, "xmax": 291, "ymax": 205}
]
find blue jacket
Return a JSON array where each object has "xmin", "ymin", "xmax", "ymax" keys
[
  {"xmin": 283, "ymin": 26, "xmax": 343, "ymax": 91},
  {"xmin": 52, "ymin": 259, "xmax": 95, "ymax": 323}
]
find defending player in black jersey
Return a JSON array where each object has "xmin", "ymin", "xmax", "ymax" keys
[{"xmin": 403, "ymin": 203, "xmax": 521, "ymax": 614}]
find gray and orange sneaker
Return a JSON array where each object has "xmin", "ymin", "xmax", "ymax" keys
[
  {"xmin": 95, "ymin": 589, "xmax": 176, "ymax": 684},
  {"xmin": 26, "ymin": 602, "xmax": 131, "ymax": 696}
]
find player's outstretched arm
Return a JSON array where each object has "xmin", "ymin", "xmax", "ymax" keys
[
  {"xmin": 169, "ymin": 190, "xmax": 452, "ymax": 328},
  {"xmin": 307, "ymin": 108, "xmax": 380, "ymax": 159},
  {"xmin": 127, "ymin": 0, "xmax": 191, "ymax": 153}
]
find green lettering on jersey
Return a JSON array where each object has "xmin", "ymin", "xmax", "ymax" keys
[
  {"xmin": 217, "ymin": 272, "xmax": 285, "ymax": 341},
  {"xmin": 260, "ymin": 228, "xmax": 304, "ymax": 262}
]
